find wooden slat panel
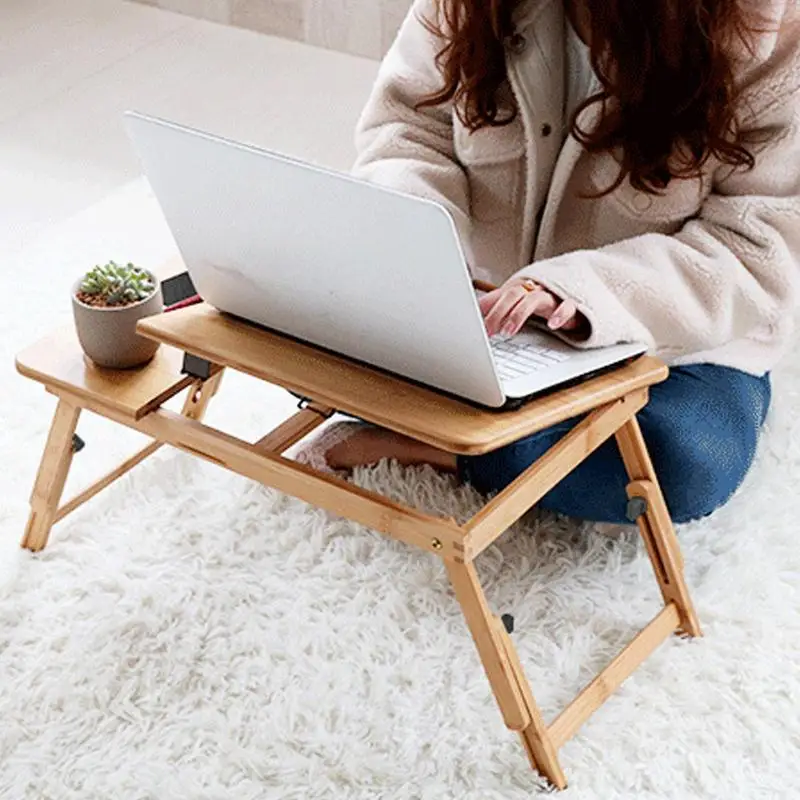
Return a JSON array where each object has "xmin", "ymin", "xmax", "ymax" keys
[
  {"xmin": 138, "ymin": 304, "xmax": 667, "ymax": 455},
  {"xmin": 548, "ymin": 603, "xmax": 681, "ymax": 748},
  {"xmin": 617, "ymin": 417, "xmax": 702, "ymax": 638},
  {"xmin": 493, "ymin": 616, "xmax": 567, "ymax": 789},
  {"xmin": 54, "ymin": 389, "xmax": 467, "ymax": 561},
  {"xmin": 22, "ymin": 400, "xmax": 81, "ymax": 551},
  {"xmin": 53, "ymin": 374, "xmax": 220, "ymax": 526},
  {"xmin": 464, "ymin": 391, "xmax": 647, "ymax": 559},
  {"xmin": 16, "ymin": 326, "xmax": 193, "ymax": 420},
  {"xmin": 616, "ymin": 419, "xmax": 684, "ymax": 571},
  {"xmin": 445, "ymin": 562, "xmax": 531, "ymax": 731},
  {"xmin": 55, "ymin": 442, "xmax": 163, "ymax": 522},
  {"xmin": 254, "ymin": 405, "xmax": 333, "ymax": 453}
]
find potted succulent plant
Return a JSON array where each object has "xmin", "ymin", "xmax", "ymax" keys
[{"xmin": 72, "ymin": 261, "xmax": 163, "ymax": 369}]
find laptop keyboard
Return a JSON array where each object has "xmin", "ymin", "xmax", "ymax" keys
[{"xmin": 490, "ymin": 337, "xmax": 571, "ymax": 382}]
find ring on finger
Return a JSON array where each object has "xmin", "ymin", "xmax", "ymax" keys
[{"xmin": 521, "ymin": 279, "xmax": 539, "ymax": 293}]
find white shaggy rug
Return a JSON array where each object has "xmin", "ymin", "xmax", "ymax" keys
[{"xmin": 1, "ymin": 180, "xmax": 799, "ymax": 799}]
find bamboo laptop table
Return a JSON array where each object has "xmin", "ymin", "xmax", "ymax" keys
[{"xmin": 16, "ymin": 299, "xmax": 701, "ymax": 790}]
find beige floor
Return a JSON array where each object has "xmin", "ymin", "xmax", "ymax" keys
[{"xmin": 0, "ymin": 0, "xmax": 379, "ymax": 257}]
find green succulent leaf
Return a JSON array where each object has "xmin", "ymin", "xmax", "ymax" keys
[{"xmin": 80, "ymin": 261, "xmax": 156, "ymax": 303}]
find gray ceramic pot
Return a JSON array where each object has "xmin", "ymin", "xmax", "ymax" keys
[{"xmin": 72, "ymin": 275, "xmax": 163, "ymax": 369}]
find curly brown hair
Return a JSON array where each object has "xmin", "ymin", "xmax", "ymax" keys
[{"xmin": 418, "ymin": 0, "xmax": 764, "ymax": 193}]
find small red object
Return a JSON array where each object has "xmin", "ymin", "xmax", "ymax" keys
[{"xmin": 164, "ymin": 294, "xmax": 202, "ymax": 312}]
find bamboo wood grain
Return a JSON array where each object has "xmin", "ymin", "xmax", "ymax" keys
[
  {"xmin": 22, "ymin": 400, "xmax": 81, "ymax": 551},
  {"xmin": 54, "ymin": 390, "xmax": 466, "ymax": 561},
  {"xmin": 493, "ymin": 616, "xmax": 567, "ymax": 789},
  {"xmin": 182, "ymin": 371, "xmax": 225, "ymax": 421},
  {"xmin": 464, "ymin": 390, "xmax": 648, "ymax": 559},
  {"xmin": 137, "ymin": 304, "xmax": 668, "ymax": 455},
  {"xmin": 548, "ymin": 603, "xmax": 681, "ymax": 748},
  {"xmin": 445, "ymin": 562, "xmax": 531, "ymax": 732},
  {"xmin": 16, "ymin": 300, "xmax": 701, "ymax": 789},
  {"xmin": 627, "ymin": 480, "xmax": 702, "ymax": 638},
  {"xmin": 616, "ymin": 419, "xmax": 701, "ymax": 637},
  {"xmin": 54, "ymin": 441, "xmax": 163, "ymax": 523},
  {"xmin": 52, "ymin": 373, "xmax": 223, "ymax": 526},
  {"xmin": 16, "ymin": 327, "xmax": 193, "ymax": 420},
  {"xmin": 614, "ymin": 415, "xmax": 683, "ymax": 571},
  {"xmin": 627, "ymin": 478, "xmax": 682, "ymax": 571},
  {"xmin": 254, "ymin": 404, "xmax": 333, "ymax": 453},
  {"xmin": 627, "ymin": 481, "xmax": 676, "ymax": 589}
]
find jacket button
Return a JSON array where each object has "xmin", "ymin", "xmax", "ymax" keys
[
  {"xmin": 507, "ymin": 33, "xmax": 527, "ymax": 54},
  {"xmin": 541, "ymin": 123, "xmax": 553, "ymax": 137},
  {"xmin": 632, "ymin": 192, "xmax": 654, "ymax": 212}
]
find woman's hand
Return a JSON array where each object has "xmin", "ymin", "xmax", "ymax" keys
[{"xmin": 479, "ymin": 277, "xmax": 584, "ymax": 337}]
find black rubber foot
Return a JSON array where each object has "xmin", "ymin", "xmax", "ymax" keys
[
  {"xmin": 71, "ymin": 434, "xmax": 85, "ymax": 454},
  {"xmin": 625, "ymin": 496, "xmax": 648, "ymax": 523},
  {"xmin": 501, "ymin": 613, "xmax": 515, "ymax": 634}
]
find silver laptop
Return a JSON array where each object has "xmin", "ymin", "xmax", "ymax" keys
[{"xmin": 124, "ymin": 111, "xmax": 646, "ymax": 409}]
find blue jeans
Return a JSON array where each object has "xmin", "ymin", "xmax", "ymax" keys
[{"xmin": 458, "ymin": 365, "xmax": 771, "ymax": 524}]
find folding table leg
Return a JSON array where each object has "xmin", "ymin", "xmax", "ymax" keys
[
  {"xmin": 615, "ymin": 416, "xmax": 702, "ymax": 638},
  {"xmin": 182, "ymin": 369, "xmax": 224, "ymax": 421},
  {"xmin": 445, "ymin": 560, "xmax": 567, "ymax": 789},
  {"xmin": 22, "ymin": 399, "xmax": 82, "ymax": 552}
]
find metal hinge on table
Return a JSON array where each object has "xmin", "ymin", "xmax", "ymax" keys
[
  {"xmin": 625, "ymin": 496, "xmax": 649, "ymax": 522},
  {"xmin": 181, "ymin": 353, "xmax": 214, "ymax": 381},
  {"xmin": 296, "ymin": 396, "xmax": 335, "ymax": 419}
]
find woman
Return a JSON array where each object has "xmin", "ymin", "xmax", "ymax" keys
[{"xmin": 300, "ymin": 0, "xmax": 800, "ymax": 525}]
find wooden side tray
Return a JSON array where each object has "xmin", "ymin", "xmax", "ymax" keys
[
  {"xmin": 16, "ymin": 326, "xmax": 196, "ymax": 420},
  {"xmin": 15, "ymin": 305, "xmax": 701, "ymax": 791}
]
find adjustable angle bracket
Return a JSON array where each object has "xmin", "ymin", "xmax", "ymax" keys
[{"xmin": 161, "ymin": 272, "xmax": 214, "ymax": 381}]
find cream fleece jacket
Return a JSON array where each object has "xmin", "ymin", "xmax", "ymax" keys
[{"xmin": 352, "ymin": 0, "xmax": 800, "ymax": 375}]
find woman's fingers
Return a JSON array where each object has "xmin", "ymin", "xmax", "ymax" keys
[
  {"xmin": 499, "ymin": 290, "xmax": 559, "ymax": 336},
  {"xmin": 478, "ymin": 288, "xmax": 505, "ymax": 316},
  {"xmin": 479, "ymin": 278, "xmax": 580, "ymax": 337},
  {"xmin": 548, "ymin": 299, "xmax": 579, "ymax": 330},
  {"xmin": 482, "ymin": 285, "xmax": 528, "ymax": 336}
]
